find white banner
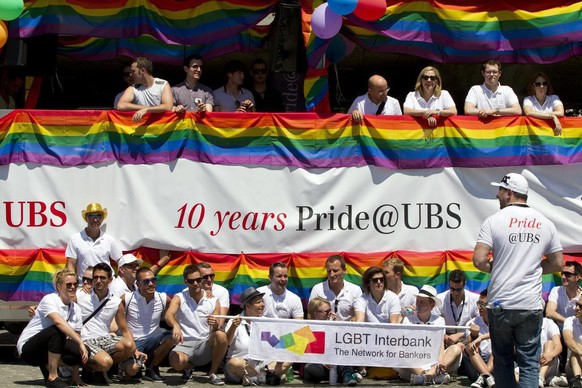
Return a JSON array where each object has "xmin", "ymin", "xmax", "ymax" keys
[
  {"xmin": 0, "ymin": 161, "xmax": 581, "ymax": 252},
  {"xmin": 248, "ymin": 318, "xmax": 446, "ymax": 368}
]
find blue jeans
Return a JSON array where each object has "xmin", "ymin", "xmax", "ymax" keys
[{"xmin": 488, "ymin": 308, "xmax": 542, "ymax": 388}]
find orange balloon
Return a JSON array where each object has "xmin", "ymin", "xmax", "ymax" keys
[{"xmin": 0, "ymin": 21, "xmax": 7, "ymax": 49}]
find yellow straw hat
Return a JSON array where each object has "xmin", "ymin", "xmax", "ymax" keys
[{"xmin": 81, "ymin": 203, "xmax": 108, "ymax": 221}]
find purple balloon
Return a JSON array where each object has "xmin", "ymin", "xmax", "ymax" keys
[
  {"xmin": 311, "ymin": 3, "xmax": 343, "ymax": 40},
  {"xmin": 328, "ymin": 0, "xmax": 358, "ymax": 16}
]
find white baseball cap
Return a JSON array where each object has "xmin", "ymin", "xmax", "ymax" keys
[
  {"xmin": 491, "ymin": 173, "xmax": 529, "ymax": 195},
  {"xmin": 118, "ymin": 254, "xmax": 143, "ymax": 268}
]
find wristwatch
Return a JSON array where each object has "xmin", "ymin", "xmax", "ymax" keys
[
  {"xmin": 435, "ymin": 109, "xmax": 440, "ymax": 116},
  {"xmin": 495, "ymin": 108, "xmax": 500, "ymax": 114}
]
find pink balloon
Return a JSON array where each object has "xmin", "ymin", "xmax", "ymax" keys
[
  {"xmin": 353, "ymin": 0, "xmax": 387, "ymax": 21},
  {"xmin": 311, "ymin": 3, "xmax": 343, "ymax": 40}
]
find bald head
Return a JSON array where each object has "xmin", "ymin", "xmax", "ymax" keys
[{"xmin": 367, "ymin": 75, "xmax": 388, "ymax": 105}]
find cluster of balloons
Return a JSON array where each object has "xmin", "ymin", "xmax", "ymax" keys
[
  {"xmin": 0, "ymin": 0, "xmax": 25, "ymax": 49},
  {"xmin": 312, "ymin": 0, "xmax": 386, "ymax": 40}
]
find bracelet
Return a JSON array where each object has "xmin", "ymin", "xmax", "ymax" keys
[{"xmin": 155, "ymin": 262, "xmax": 162, "ymax": 267}]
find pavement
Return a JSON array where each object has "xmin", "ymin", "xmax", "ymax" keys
[{"xmin": 0, "ymin": 330, "xmax": 470, "ymax": 387}]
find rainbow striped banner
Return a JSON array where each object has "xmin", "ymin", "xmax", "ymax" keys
[
  {"xmin": 1, "ymin": 110, "xmax": 582, "ymax": 168},
  {"xmin": 1, "ymin": 111, "xmax": 581, "ymax": 305}
]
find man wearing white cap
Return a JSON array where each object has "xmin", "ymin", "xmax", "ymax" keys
[
  {"xmin": 110, "ymin": 251, "xmax": 171, "ymax": 298},
  {"xmin": 396, "ymin": 284, "xmax": 461, "ymax": 385},
  {"xmin": 66, "ymin": 203, "xmax": 123, "ymax": 282},
  {"xmin": 473, "ymin": 172, "xmax": 564, "ymax": 388}
]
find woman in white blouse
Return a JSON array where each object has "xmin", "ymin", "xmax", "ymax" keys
[
  {"xmin": 403, "ymin": 66, "xmax": 457, "ymax": 127},
  {"xmin": 17, "ymin": 269, "xmax": 88, "ymax": 387},
  {"xmin": 523, "ymin": 72, "xmax": 564, "ymax": 135}
]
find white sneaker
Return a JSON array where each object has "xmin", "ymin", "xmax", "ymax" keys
[
  {"xmin": 471, "ymin": 374, "xmax": 486, "ymax": 388},
  {"xmin": 432, "ymin": 372, "xmax": 451, "ymax": 384},
  {"xmin": 539, "ymin": 375, "xmax": 546, "ymax": 388},
  {"xmin": 549, "ymin": 375, "xmax": 569, "ymax": 387},
  {"xmin": 410, "ymin": 374, "xmax": 427, "ymax": 385},
  {"xmin": 485, "ymin": 374, "xmax": 496, "ymax": 387}
]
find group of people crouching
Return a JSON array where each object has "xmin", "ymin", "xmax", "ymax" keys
[{"xmin": 14, "ymin": 254, "xmax": 582, "ymax": 388}]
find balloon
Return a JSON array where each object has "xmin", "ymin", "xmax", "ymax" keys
[
  {"xmin": 0, "ymin": 0, "xmax": 24, "ymax": 21},
  {"xmin": 326, "ymin": 34, "xmax": 356, "ymax": 64},
  {"xmin": 353, "ymin": 0, "xmax": 387, "ymax": 21},
  {"xmin": 311, "ymin": 3, "xmax": 343, "ymax": 40},
  {"xmin": 328, "ymin": 0, "xmax": 358, "ymax": 16},
  {"xmin": 0, "ymin": 21, "xmax": 7, "ymax": 49}
]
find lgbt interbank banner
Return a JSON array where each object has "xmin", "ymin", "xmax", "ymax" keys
[
  {"xmin": 248, "ymin": 318, "xmax": 445, "ymax": 368},
  {"xmin": 1, "ymin": 162, "xmax": 581, "ymax": 254}
]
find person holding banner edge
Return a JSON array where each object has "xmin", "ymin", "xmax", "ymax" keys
[{"xmin": 473, "ymin": 172, "xmax": 564, "ymax": 388}]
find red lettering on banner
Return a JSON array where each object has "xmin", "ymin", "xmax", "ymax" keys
[
  {"xmin": 4, "ymin": 201, "xmax": 67, "ymax": 227},
  {"xmin": 508, "ymin": 217, "xmax": 542, "ymax": 229},
  {"xmin": 212, "ymin": 210, "xmax": 287, "ymax": 236}
]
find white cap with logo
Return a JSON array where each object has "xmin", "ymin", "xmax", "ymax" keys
[{"xmin": 491, "ymin": 173, "xmax": 529, "ymax": 195}]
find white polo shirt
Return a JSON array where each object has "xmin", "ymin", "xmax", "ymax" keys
[
  {"xmin": 309, "ymin": 280, "xmax": 362, "ymax": 321},
  {"xmin": 110, "ymin": 276, "xmax": 134, "ymax": 298},
  {"xmin": 124, "ymin": 290, "xmax": 167, "ymax": 340},
  {"xmin": 547, "ymin": 285, "xmax": 581, "ymax": 329},
  {"xmin": 258, "ymin": 284, "xmax": 304, "ymax": 319},
  {"xmin": 397, "ymin": 283, "xmax": 419, "ymax": 311},
  {"xmin": 403, "ymin": 90, "xmax": 456, "ymax": 111},
  {"xmin": 523, "ymin": 95, "xmax": 563, "ymax": 113},
  {"xmin": 65, "ymin": 229, "xmax": 122, "ymax": 281},
  {"xmin": 563, "ymin": 316, "xmax": 582, "ymax": 357},
  {"xmin": 465, "ymin": 84, "xmax": 519, "ymax": 110},
  {"xmin": 175, "ymin": 289, "xmax": 217, "ymax": 341},
  {"xmin": 354, "ymin": 289, "xmax": 401, "ymax": 323},
  {"xmin": 436, "ymin": 290, "xmax": 479, "ymax": 334},
  {"xmin": 77, "ymin": 290, "xmax": 121, "ymax": 339},
  {"xmin": 17, "ymin": 293, "xmax": 83, "ymax": 355},
  {"xmin": 348, "ymin": 94, "xmax": 401, "ymax": 115}
]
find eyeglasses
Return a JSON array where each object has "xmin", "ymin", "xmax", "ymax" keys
[
  {"xmin": 202, "ymin": 273, "xmax": 216, "ymax": 281},
  {"xmin": 370, "ymin": 277, "xmax": 385, "ymax": 284},
  {"xmin": 562, "ymin": 271, "xmax": 576, "ymax": 278},
  {"xmin": 253, "ymin": 69, "xmax": 267, "ymax": 74},
  {"xmin": 87, "ymin": 213, "xmax": 102, "ymax": 220},
  {"xmin": 186, "ymin": 277, "xmax": 203, "ymax": 284},
  {"xmin": 477, "ymin": 301, "xmax": 487, "ymax": 308},
  {"xmin": 421, "ymin": 75, "xmax": 438, "ymax": 81},
  {"xmin": 139, "ymin": 277, "xmax": 157, "ymax": 286},
  {"xmin": 93, "ymin": 275, "xmax": 108, "ymax": 281},
  {"xmin": 64, "ymin": 282, "xmax": 78, "ymax": 289},
  {"xmin": 82, "ymin": 276, "xmax": 93, "ymax": 284},
  {"xmin": 534, "ymin": 81, "xmax": 548, "ymax": 87},
  {"xmin": 450, "ymin": 286, "xmax": 464, "ymax": 292}
]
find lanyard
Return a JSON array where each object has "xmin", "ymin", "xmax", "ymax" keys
[{"xmin": 450, "ymin": 293, "xmax": 465, "ymax": 326}]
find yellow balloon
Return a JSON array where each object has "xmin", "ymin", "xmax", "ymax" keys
[{"xmin": 0, "ymin": 21, "xmax": 8, "ymax": 49}]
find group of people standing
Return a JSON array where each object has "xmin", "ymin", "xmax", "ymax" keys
[
  {"xmin": 348, "ymin": 59, "xmax": 564, "ymax": 135},
  {"xmin": 114, "ymin": 55, "xmax": 284, "ymax": 122}
]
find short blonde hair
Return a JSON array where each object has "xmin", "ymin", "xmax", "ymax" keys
[
  {"xmin": 308, "ymin": 297, "xmax": 331, "ymax": 319},
  {"xmin": 53, "ymin": 268, "xmax": 77, "ymax": 289}
]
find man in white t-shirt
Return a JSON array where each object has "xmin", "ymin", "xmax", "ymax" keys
[
  {"xmin": 196, "ymin": 262, "xmax": 230, "ymax": 327},
  {"xmin": 258, "ymin": 261, "xmax": 304, "ymax": 319},
  {"xmin": 116, "ymin": 56, "xmax": 173, "ymax": 122},
  {"xmin": 348, "ymin": 75, "xmax": 401, "ymax": 122},
  {"xmin": 563, "ymin": 296, "xmax": 582, "ymax": 387},
  {"xmin": 77, "ymin": 263, "xmax": 143, "ymax": 382},
  {"xmin": 436, "ymin": 269, "xmax": 479, "ymax": 347},
  {"xmin": 382, "ymin": 258, "xmax": 419, "ymax": 318},
  {"xmin": 473, "ymin": 172, "xmax": 563, "ymax": 388},
  {"xmin": 464, "ymin": 59, "xmax": 522, "ymax": 118},
  {"xmin": 164, "ymin": 265, "xmax": 227, "ymax": 385},
  {"xmin": 309, "ymin": 255, "xmax": 362, "ymax": 322},
  {"xmin": 547, "ymin": 261, "xmax": 582, "ymax": 330},
  {"xmin": 122, "ymin": 267, "xmax": 173, "ymax": 382},
  {"xmin": 66, "ymin": 203, "xmax": 122, "ymax": 283}
]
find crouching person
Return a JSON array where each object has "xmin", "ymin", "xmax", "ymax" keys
[
  {"xmin": 77, "ymin": 263, "xmax": 144, "ymax": 382},
  {"xmin": 165, "ymin": 264, "xmax": 228, "ymax": 385},
  {"xmin": 224, "ymin": 287, "xmax": 292, "ymax": 385}
]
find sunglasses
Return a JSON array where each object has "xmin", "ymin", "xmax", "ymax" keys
[
  {"xmin": 253, "ymin": 69, "xmax": 267, "ymax": 74},
  {"xmin": 186, "ymin": 277, "xmax": 203, "ymax": 284},
  {"xmin": 87, "ymin": 213, "xmax": 102, "ymax": 220},
  {"xmin": 370, "ymin": 277, "xmax": 385, "ymax": 284},
  {"xmin": 421, "ymin": 75, "xmax": 438, "ymax": 81},
  {"xmin": 534, "ymin": 81, "xmax": 548, "ymax": 87},
  {"xmin": 477, "ymin": 301, "xmax": 487, "ymax": 308},
  {"xmin": 82, "ymin": 276, "xmax": 93, "ymax": 284},
  {"xmin": 317, "ymin": 308, "xmax": 332, "ymax": 316},
  {"xmin": 450, "ymin": 286, "xmax": 464, "ymax": 292},
  {"xmin": 139, "ymin": 277, "xmax": 157, "ymax": 286},
  {"xmin": 202, "ymin": 273, "xmax": 215, "ymax": 281},
  {"xmin": 124, "ymin": 262, "xmax": 140, "ymax": 269},
  {"xmin": 64, "ymin": 282, "xmax": 78, "ymax": 289},
  {"xmin": 93, "ymin": 275, "xmax": 108, "ymax": 281},
  {"xmin": 562, "ymin": 271, "xmax": 577, "ymax": 278}
]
